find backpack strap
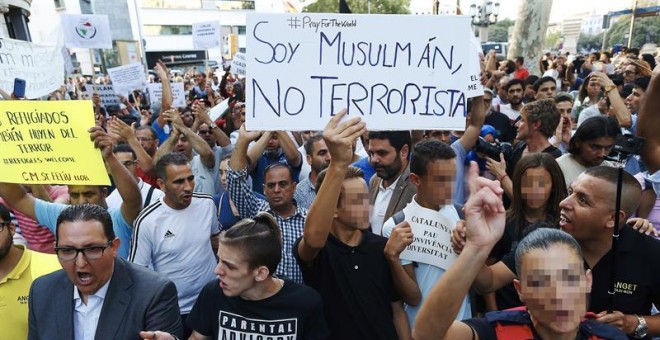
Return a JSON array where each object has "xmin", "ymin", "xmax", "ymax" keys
[
  {"xmin": 579, "ymin": 319, "xmax": 628, "ymax": 340},
  {"xmin": 144, "ymin": 185, "xmax": 156, "ymax": 207},
  {"xmin": 485, "ymin": 307, "xmax": 534, "ymax": 340}
]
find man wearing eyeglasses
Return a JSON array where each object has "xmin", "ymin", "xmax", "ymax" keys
[
  {"xmin": 28, "ymin": 204, "xmax": 183, "ymax": 339},
  {"xmin": 106, "ymin": 144, "xmax": 164, "ymax": 210},
  {"xmin": 0, "ymin": 204, "xmax": 60, "ymax": 340}
]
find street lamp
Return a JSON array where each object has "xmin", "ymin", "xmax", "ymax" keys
[{"xmin": 469, "ymin": 0, "xmax": 499, "ymax": 42}]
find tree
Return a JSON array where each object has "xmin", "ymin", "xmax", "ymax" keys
[
  {"xmin": 606, "ymin": 15, "xmax": 660, "ymax": 48},
  {"xmin": 577, "ymin": 33, "xmax": 604, "ymax": 52},
  {"xmin": 487, "ymin": 18, "xmax": 515, "ymax": 42},
  {"xmin": 545, "ymin": 31, "xmax": 561, "ymax": 49},
  {"xmin": 303, "ymin": 0, "xmax": 410, "ymax": 14}
]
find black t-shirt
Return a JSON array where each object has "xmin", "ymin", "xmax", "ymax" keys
[
  {"xmin": 505, "ymin": 141, "xmax": 563, "ymax": 177},
  {"xmin": 187, "ymin": 279, "xmax": 329, "ymax": 340},
  {"xmin": 294, "ymin": 232, "xmax": 400, "ymax": 340},
  {"xmin": 503, "ymin": 226, "xmax": 660, "ymax": 318},
  {"xmin": 485, "ymin": 110, "xmax": 516, "ymax": 144}
]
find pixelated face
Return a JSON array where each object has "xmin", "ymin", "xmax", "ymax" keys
[
  {"xmin": 114, "ymin": 152, "xmax": 138, "ymax": 179},
  {"xmin": 158, "ymin": 164, "xmax": 195, "ymax": 210},
  {"xmin": 507, "ymin": 84, "xmax": 523, "ymax": 105},
  {"xmin": 515, "ymin": 109, "xmax": 533, "ymax": 141},
  {"xmin": 586, "ymin": 78, "xmax": 602, "ymax": 98},
  {"xmin": 309, "ymin": 139, "xmax": 331, "ymax": 174},
  {"xmin": 136, "ymin": 129, "xmax": 157, "ymax": 154},
  {"xmin": 559, "ymin": 174, "xmax": 615, "ymax": 241},
  {"xmin": 219, "ymin": 159, "xmax": 229, "ymax": 189},
  {"xmin": 520, "ymin": 167, "xmax": 552, "ymax": 211},
  {"xmin": 515, "ymin": 244, "xmax": 591, "ymax": 336},
  {"xmin": 68, "ymin": 185, "xmax": 106, "ymax": 206},
  {"xmin": 368, "ymin": 139, "xmax": 406, "ymax": 180},
  {"xmin": 536, "ymin": 81, "xmax": 557, "ymax": 100},
  {"xmin": 625, "ymin": 87, "xmax": 645, "ymax": 113},
  {"xmin": 336, "ymin": 177, "xmax": 371, "ymax": 230},
  {"xmin": 57, "ymin": 220, "xmax": 119, "ymax": 300},
  {"xmin": 556, "ymin": 101, "xmax": 572, "ymax": 119},
  {"xmin": 415, "ymin": 159, "xmax": 456, "ymax": 208},
  {"xmin": 264, "ymin": 167, "xmax": 295, "ymax": 211},
  {"xmin": 576, "ymin": 137, "xmax": 615, "ymax": 167},
  {"xmin": 215, "ymin": 243, "xmax": 256, "ymax": 297}
]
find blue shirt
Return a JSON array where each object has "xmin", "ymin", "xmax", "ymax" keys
[
  {"xmin": 352, "ymin": 157, "xmax": 375, "ymax": 185},
  {"xmin": 250, "ymin": 152, "xmax": 302, "ymax": 195},
  {"xmin": 152, "ymin": 120, "xmax": 170, "ymax": 145},
  {"xmin": 451, "ymin": 140, "xmax": 467, "ymax": 205},
  {"xmin": 34, "ymin": 199, "xmax": 133, "ymax": 259}
]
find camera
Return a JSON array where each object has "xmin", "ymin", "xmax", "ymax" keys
[
  {"xmin": 474, "ymin": 137, "xmax": 512, "ymax": 160},
  {"xmin": 610, "ymin": 134, "xmax": 645, "ymax": 156}
]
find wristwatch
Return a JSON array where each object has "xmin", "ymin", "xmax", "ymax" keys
[
  {"xmin": 633, "ymin": 314, "xmax": 648, "ymax": 339},
  {"xmin": 208, "ymin": 122, "xmax": 218, "ymax": 129},
  {"xmin": 605, "ymin": 83, "xmax": 617, "ymax": 94}
]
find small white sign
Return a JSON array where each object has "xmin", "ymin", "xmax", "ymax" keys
[
  {"xmin": 107, "ymin": 63, "xmax": 147, "ymax": 95},
  {"xmin": 231, "ymin": 52, "xmax": 247, "ymax": 77},
  {"xmin": 61, "ymin": 14, "xmax": 113, "ymax": 49},
  {"xmin": 84, "ymin": 84, "xmax": 120, "ymax": 106},
  {"xmin": 193, "ymin": 21, "xmax": 221, "ymax": 50},
  {"xmin": 399, "ymin": 204, "xmax": 458, "ymax": 270},
  {"xmin": 147, "ymin": 82, "xmax": 186, "ymax": 108}
]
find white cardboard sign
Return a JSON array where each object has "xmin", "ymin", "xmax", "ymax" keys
[
  {"xmin": 107, "ymin": 63, "xmax": 147, "ymax": 95},
  {"xmin": 147, "ymin": 82, "xmax": 186, "ymax": 108},
  {"xmin": 399, "ymin": 204, "xmax": 458, "ymax": 270},
  {"xmin": 0, "ymin": 38, "xmax": 64, "ymax": 99},
  {"xmin": 193, "ymin": 21, "xmax": 221, "ymax": 50},
  {"xmin": 231, "ymin": 52, "xmax": 247, "ymax": 77},
  {"xmin": 84, "ymin": 84, "xmax": 120, "ymax": 106},
  {"xmin": 246, "ymin": 13, "xmax": 476, "ymax": 131}
]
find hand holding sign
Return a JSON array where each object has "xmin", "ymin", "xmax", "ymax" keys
[
  {"xmin": 384, "ymin": 221, "xmax": 414, "ymax": 261},
  {"xmin": 238, "ymin": 123, "xmax": 263, "ymax": 142},
  {"xmin": 322, "ymin": 109, "xmax": 366, "ymax": 168},
  {"xmin": 89, "ymin": 126, "xmax": 114, "ymax": 159},
  {"xmin": 463, "ymin": 161, "xmax": 506, "ymax": 251}
]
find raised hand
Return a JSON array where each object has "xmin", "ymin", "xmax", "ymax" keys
[{"xmin": 322, "ymin": 109, "xmax": 366, "ymax": 167}]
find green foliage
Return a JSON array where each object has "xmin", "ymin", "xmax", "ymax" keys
[
  {"xmin": 487, "ymin": 18, "xmax": 515, "ymax": 42},
  {"xmin": 303, "ymin": 0, "xmax": 410, "ymax": 14},
  {"xmin": 606, "ymin": 15, "xmax": 660, "ymax": 48},
  {"xmin": 545, "ymin": 31, "xmax": 562, "ymax": 49},
  {"xmin": 577, "ymin": 33, "xmax": 604, "ymax": 51}
]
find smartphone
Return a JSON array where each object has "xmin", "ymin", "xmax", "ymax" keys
[{"xmin": 13, "ymin": 78, "xmax": 26, "ymax": 98}]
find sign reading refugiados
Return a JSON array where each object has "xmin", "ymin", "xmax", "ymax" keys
[
  {"xmin": 0, "ymin": 101, "xmax": 110, "ymax": 185},
  {"xmin": 246, "ymin": 13, "xmax": 480, "ymax": 131}
]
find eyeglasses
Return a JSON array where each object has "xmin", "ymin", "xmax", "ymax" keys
[
  {"xmin": 136, "ymin": 137, "xmax": 153, "ymax": 142},
  {"xmin": 121, "ymin": 160, "xmax": 138, "ymax": 167},
  {"xmin": 198, "ymin": 130, "xmax": 212, "ymax": 135},
  {"xmin": 0, "ymin": 221, "xmax": 10, "ymax": 232},
  {"xmin": 55, "ymin": 240, "xmax": 113, "ymax": 261}
]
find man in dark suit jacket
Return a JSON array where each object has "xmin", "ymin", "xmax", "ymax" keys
[
  {"xmin": 28, "ymin": 204, "xmax": 182, "ymax": 340},
  {"xmin": 368, "ymin": 131, "xmax": 415, "ymax": 235}
]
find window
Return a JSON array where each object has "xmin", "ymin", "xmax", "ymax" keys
[
  {"xmin": 54, "ymin": 0, "xmax": 65, "ymax": 9},
  {"xmin": 144, "ymin": 25, "xmax": 193, "ymax": 36},
  {"xmin": 237, "ymin": 26, "xmax": 246, "ymax": 35}
]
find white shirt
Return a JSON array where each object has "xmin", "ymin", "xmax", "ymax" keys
[
  {"xmin": 369, "ymin": 175, "xmax": 401, "ymax": 236},
  {"xmin": 499, "ymin": 103, "xmax": 522, "ymax": 122},
  {"xmin": 73, "ymin": 276, "xmax": 112, "ymax": 340},
  {"xmin": 106, "ymin": 178, "xmax": 164, "ymax": 210}
]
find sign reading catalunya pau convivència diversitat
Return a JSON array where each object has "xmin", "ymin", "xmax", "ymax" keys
[{"xmin": 246, "ymin": 13, "xmax": 482, "ymax": 131}]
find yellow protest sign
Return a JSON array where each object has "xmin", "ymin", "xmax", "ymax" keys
[{"xmin": 0, "ymin": 100, "xmax": 110, "ymax": 185}]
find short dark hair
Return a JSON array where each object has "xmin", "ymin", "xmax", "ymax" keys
[
  {"xmin": 504, "ymin": 59, "xmax": 516, "ymax": 74},
  {"xmin": 304, "ymin": 135, "xmax": 324, "ymax": 157},
  {"xmin": 568, "ymin": 116, "xmax": 620, "ymax": 155},
  {"xmin": 555, "ymin": 93, "xmax": 574, "ymax": 105},
  {"xmin": 526, "ymin": 75, "xmax": 539, "ymax": 88},
  {"xmin": 634, "ymin": 76, "xmax": 651, "ymax": 92},
  {"xmin": 56, "ymin": 204, "xmax": 115, "ymax": 245},
  {"xmin": 155, "ymin": 152, "xmax": 190, "ymax": 180},
  {"xmin": 410, "ymin": 139, "xmax": 456, "ymax": 177},
  {"xmin": 263, "ymin": 163, "xmax": 294, "ymax": 182},
  {"xmin": 112, "ymin": 143, "xmax": 137, "ymax": 160},
  {"xmin": 582, "ymin": 166, "xmax": 642, "ymax": 217},
  {"xmin": 219, "ymin": 212, "xmax": 282, "ymax": 274},
  {"xmin": 515, "ymin": 228, "xmax": 583, "ymax": 276},
  {"xmin": 368, "ymin": 131, "xmax": 411, "ymax": 153},
  {"xmin": 0, "ymin": 203, "xmax": 10, "ymax": 222},
  {"xmin": 533, "ymin": 76, "xmax": 557, "ymax": 93},
  {"xmin": 136, "ymin": 125, "xmax": 158, "ymax": 140},
  {"xmin": 515, "ymin": 56, "xmax": 524, "ymax": 65},
  {"xmin": 505, "ymin": 78, "xmax": 525, "ymax": 92},
  {"xmin": 523, "ymin": 98, "xmax": 560, "ymax": 138}
]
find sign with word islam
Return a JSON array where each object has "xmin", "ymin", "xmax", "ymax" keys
[
  {"xmin": 0, "ymin": 38, "xmax": 64, "ymax": 99},
  {"xmin": 0, "ymin": 101, "xmax": 110, "ymax": 185},
  {"xmin": 246, "ymin": 13, "xmax": 478, "ymax": 131},
  {"xmin": 84, "ymin": 84, "xmax": 120, "ymax": 106},
  {"xmin": 398, "ymin": 204, "xmax": 458, "ymax": 270},
  {"xmin": 192, "ymin": 21, "xmax": 221, "ymax": 50}
]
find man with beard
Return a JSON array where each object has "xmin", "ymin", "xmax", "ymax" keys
[
  {"xmin": 499, "ymin": 78, "xmax": 525, "ymax": 123},
  {"xmin": 367, "ymin": 131, "xmax": 413, "ymax": 235},
  {"xmin": 557, "ymin": 116, "xmax": 620, "ymax": 188},
  {"xmin": 295, "ymin": 135, "xmax": 330, "ymax": 209},
  {"xmin": 130, "ymin": 153, "xmax": 219, "ymax": 338},
  {"xmin": 247, "ymin": 130, "xmax": 302, "ymax": 196},
  {"xmin": 0, "ymin": 203, "xmax": 60, "ymax": 339},
  {"xmin": 154, "ymin": 109, "xmax": 216, "ymax": 195}
]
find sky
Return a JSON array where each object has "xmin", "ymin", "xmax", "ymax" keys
[{"xmin": 458, "ymin": 0, "xmax": 639, "ymax": 23}]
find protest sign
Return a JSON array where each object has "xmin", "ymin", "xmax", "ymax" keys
[
  {"xmin": 61, "ymin": 14, "xmax": 113, "ymax": 49},
  {"xmin": 147, "ymin": 82, "xmax": 186, "ymax": 108},
  {"xmin": 84, "ymin": 84, "xmax": 120, "ymax": 106},
  {"xmin": 107, "ymin": 63, "xmax": 147, "ymax": 95},
  {"xmin": 0, "ymin": 38, "xmax": 64, "ymax": 99},
  {"xmin": 246, "ymin": 13, "xmax": 472, "ymax": 131},
  {"xmin": 0, "ymin": 101, "xmax": 110, "ymax": 185},
  {"xmin": 209, "ymin": 98, "xmax": 231, "ymax": 122},
  {"xmin": 231, "ymin": 52, "xmax": 247, "ymax": 77},
  {"xmin": 398, "ymin": 204, "xmax": 458, "ymax": 270},
  {"xmin": 193, "ymin": 21, "xmax": 221, "ymax": 50},
  {"xmin": 466, "ymin": 30, "xmax": 484, "ymax": 98}
]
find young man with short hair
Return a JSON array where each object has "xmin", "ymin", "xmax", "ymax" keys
[
  {"xmin": 533, "ymin": 76, "xmax": 558, "ymax": 100},
  {"xmin": 499, "ymin": 78, "xmax": 525, "ymax": 123}
]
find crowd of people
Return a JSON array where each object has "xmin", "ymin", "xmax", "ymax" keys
[{"xmin": 1, "ymin": 42, "xmax": 660, "ymax": 340}]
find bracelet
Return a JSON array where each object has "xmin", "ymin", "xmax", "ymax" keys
[{"xmin": 498, "ymin": 174, "xmax": 508, "ymax": 181}]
